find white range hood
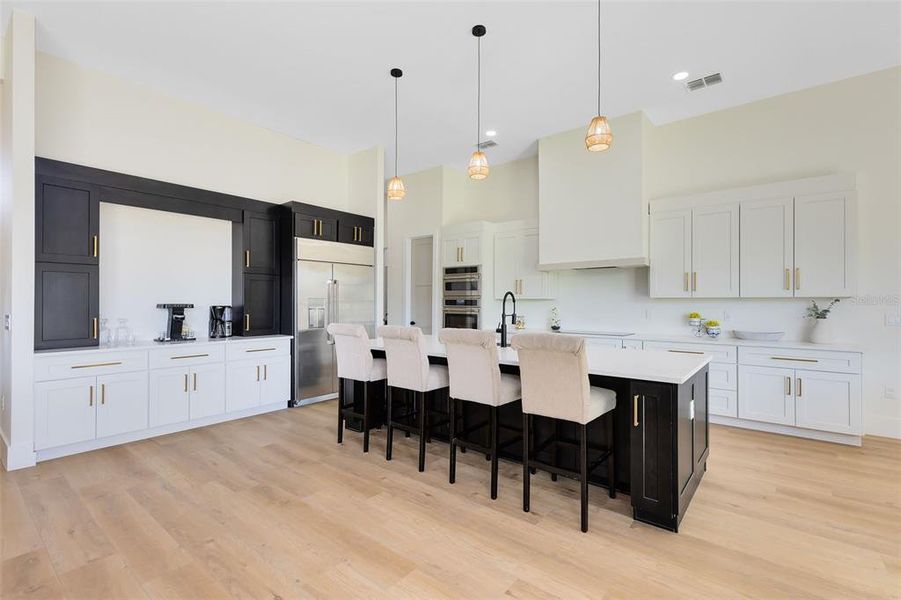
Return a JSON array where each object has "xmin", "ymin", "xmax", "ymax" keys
[{"xmin": 537, "ymin": 111, "xmax": 650, "ymax": 270}]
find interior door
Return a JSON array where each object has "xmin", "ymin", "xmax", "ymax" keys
[
  {"xmin": 34, "ymin": 376, "xmax": 96, "ymax": 450},
  {"xmin": 691, "ymin": 204, "xmax": 739, "ymax": 297},
  {"xmin": 650, "ymin": 209, "xmax": 691, "ymax": 298},
  {"xmin": 149, "ymin": 367, "xmax": 190, "ymax": 427},
  {"xmin": 738, "ymin": 365, "xmax": 795, "ymax": 425},
  {"xmin": 190, "ymin": 363, "xmax": 227, "ymax": 419},
  {"xmin": 740, "ymin": 197, "xmax": 794, "ymax": 297},
  {"xmin": 96, "ymin": 371, "xmax": 149, "ymax": 438},
  {"xmin": 410, "ymin": 237, "xmax": 433, "ymax": 333},
  {"xmin": 296, "ymin": 260, "xmax": 335, "ymax": 400},
  {"xmin": 794, "ymin": 192, "xmax": 851, "ymax": 296}
]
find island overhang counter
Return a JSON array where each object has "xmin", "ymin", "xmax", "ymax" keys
[{"xmin": 361, "ymin": 335, "xmax": 711, "ymax": 532}]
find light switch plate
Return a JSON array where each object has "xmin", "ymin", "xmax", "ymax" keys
[{"xmin": 885, "ymin": 312, "xmax": 901, "ymax": 327}]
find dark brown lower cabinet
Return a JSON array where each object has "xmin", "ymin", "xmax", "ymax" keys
[
  {"xmin": 242, "ymin": 273, "xmax": 279, "ymax": 336},
  {"xmin": 630, "ymin": 367, "xmax": 709, "ymax": 532},
  {"xmin": 35, "ymin": 262, "xmax": 99, "ymax": 350}
]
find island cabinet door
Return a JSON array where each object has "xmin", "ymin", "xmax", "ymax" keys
[{"xmin": 629, "ymin": 381, "xmax": 675, "ymax": 530}]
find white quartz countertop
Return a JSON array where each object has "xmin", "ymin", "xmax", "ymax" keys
[
  {"xmin": 370, "ymin": 334, "xmax": 711, "ymax": 385},
  {"xmin": 34, "ymin": 335, "xmax": 294, "ymax": 357},
  {"xmin": 559, "ymin": 330, "xmax": 862, "ymax": 353}
]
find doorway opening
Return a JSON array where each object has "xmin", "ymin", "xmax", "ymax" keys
[{"xmin": 408, "ymin": 235, "xmax": 434, "ymax": 334}]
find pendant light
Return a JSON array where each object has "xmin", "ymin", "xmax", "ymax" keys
[
  {"xmin": 386, "ymin": 68, "xmax": 406, "ymax": 200},
  {"xmin": 468, "ymin": 24, "xmax": 489, "ymax": 180},
  {"xmin": 585, "ymin": 0, "xmax": 612, "ymax": 152}
]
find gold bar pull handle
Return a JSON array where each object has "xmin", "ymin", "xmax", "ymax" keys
[
  {"xmin": 692, "ymin": 272, "xmax": 698, "ymax": 292},
  {"xmin": 92, "ymin": 317, "xmax": 99, "ymax": 340},
  {"xmin": 667, "ymin": 349, "xmax": 705, "ymax": 355},
  {"xmin": 633, "ymin": 395, "xmax": 640, "ymax": 427},
  {"xmin": 71, "ymin": 361, "xmax": 122, "ymax": 370},
  {"xmin": 796, "ymin": 377, "xmax": 802, "ymax": 397},
  {"xmin": 256, "ymin": 365, "xmax": 261, "ymax": 382},
  {"xmin": 771, "ymin": 356, "xmax": 819, "ymax": 363},
  {"xmin": 795, "ymin": 268, "xmax": 800, "ymax": 291},
  {"xmin": 785, "ymin": 376, "xmax": 791, "ymax": 396},
  {"xmin": 683, "ymin": 272, "xmax": 689, "ymax": 292},
  {"xmin": 184, "ymin": 373, "xmax": 188, "ymax": 393},
  {"xmin": 92, "ymin": 235, "xmax": 99, "ymax": 258},
  {"xmin": 89, "ymin": 385, "xmax": 94, "ymax": 407},
  {"xmin": 264, "ymin": 364, "xmax": 268, "ymax": 380},
  {"xmin": 193, "ymin": 373, "xmax": 198, "ymax": 391},
  {"xmin": 245, "ymin": 250, "xmax": 251, "ymax": 268},
  {"xmin": 784, "ymin": 268, "xmax": 791, "ymax": 291},
  {"xmin": 101, "ymin": 383, "xmax": 106, "ymax": 405},
  {"xmin": 244, "ymin": 314, "xmax": 251, "ymax": 331}
]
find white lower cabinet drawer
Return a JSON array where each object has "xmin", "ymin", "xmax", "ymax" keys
[
  {"xmin": 795, "ymin": 371, "xmax": 861, "ymax": 435},
  {"xmin": 737, "ymin": 346, "xmax": 861, "ymax": 374},
  {"xmin": 149, "ymin": 343, "xmax": 226, "ymax": 370},
  {"xmin": 226, "ymin": 338, "xmax": 291, "ymax": 362},
  {"xmin": 586, "ymin": 339, "xmax": 624, "ymax": 350},
  {"xmin": 709, "ymin": 389, "xmax": 738, "ymax": 418},
  {"xmin": 34, "ymin": 377, "xmax": 97, "ymax": 450},
  {"xmin": 622, "ymin": 339, "xmax": 644, "ymax": 350},
  {"xmin": 644, "ymin": 340, "xmax": 736, "ymax": 364},
  {"xmin": 709, "ymin": 363, "xmax": 737, "ymax": 391},
  {"xmin": 34, "ymin": 350, "xmax": 148, "ymax": 382}
]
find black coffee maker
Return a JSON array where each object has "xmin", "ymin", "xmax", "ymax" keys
[
  {"xmin": 209, "ymin": 305, "xmax": 233, "ymax": 338},
  {"xmin": 155, "ymin": 303, "xmax": 196, "ymax": 342}
]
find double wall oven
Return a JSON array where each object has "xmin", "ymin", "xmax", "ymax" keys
[{"xmin": 443, "ymin": 266, "xmax": 480, "ymax": 329}]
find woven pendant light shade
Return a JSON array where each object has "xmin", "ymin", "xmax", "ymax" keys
[
  {"xmin": 468, "ymin": 150, "xmax": 490, "ymax": 180},
  {"xmin": 585, "ymin": 115, "xmax": 613, "ymax": 152},
  {"xmin": 386, "ymin": 175, "xmax": 406, "ymax": 201}
]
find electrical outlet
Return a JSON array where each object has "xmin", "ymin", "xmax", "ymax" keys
[
  {"xmin": 885, "ymin": 313, "xmax": 901, "ymax": 327},
  {"xmin": 885, "ymin": 386, "xmax": 897, "ymax": 400},
  {"xmin": 644, "ymin": 309, "xmax": 652, "ymax": 320},
  {"xmin": 3, "ymin": 314, "xmax": 9, "ymax": 331},
  {"xmin": 723, "ymin": 310, "xmax": 731, "ymax": 321}
]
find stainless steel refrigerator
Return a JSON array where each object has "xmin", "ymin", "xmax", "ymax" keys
[{"xmin": 295, "ymin": 237, "xmax": 375, "ymax": 404}]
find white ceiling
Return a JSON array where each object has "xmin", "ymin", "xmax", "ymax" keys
[{"xmin": 5, "ymin": 1, "xmax": 901, "ymax": 176}]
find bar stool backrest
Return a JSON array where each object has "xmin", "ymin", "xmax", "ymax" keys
[
  {"xmin": 376, "ymin": 325, "xmax": 430, "ymax": 391},
  {"xmin": 438, "ymin": 328, "xmax": 501, "ymax": 406},
  {"xmin": 511, "ymin": 333, "xmax": 591, "ymax": 423},
  {"xmin": 327, "ymin": 323, "xmax": 373, "ymax": 381}
]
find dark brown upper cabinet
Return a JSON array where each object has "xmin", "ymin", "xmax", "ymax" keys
[
  {"xmin": 242, "ymin": 211, "xmax": 279, "ymax": 274},
  {"xmin": 35, "ymin": 262, "xmax": 99, "ymax": 350},
  {"xmin": 35, "ymin": 176, "xmax": 100, "ymax": 265},
  {"xmin": 337, "ymin": 218, "xmax": 374, "ymax": 247},
  {"xmin": 295, "ymin": 212, "xmax": 338, "ymax": 242},
  {"xmin": 241, "ymin": 273, "xmax": 279, "ymax": 336}
]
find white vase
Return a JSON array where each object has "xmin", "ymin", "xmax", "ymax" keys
[{"xmin": 809, "ymin": 318, "xmax": 833, "ymax": 344}]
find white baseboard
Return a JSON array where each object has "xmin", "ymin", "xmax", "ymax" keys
[
  {"xmin": 0, "ymin": 428, "xmax": 37, "ymax": 471},
  {"xmin": 863, "ymin": 414, "xmax": 901, "ymax": 440},
  {"xmin": 710, "ymin": 415, "xmax": 862, "ymax": 446},
  {"xmin": 35, "ymin": 402, "xmax": 288, "ymax": 463}
]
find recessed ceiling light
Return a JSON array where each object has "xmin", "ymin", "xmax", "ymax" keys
[
  {"xmin": 485, "ymin": 130, "xmax": 497, "ymax": 137},
  {"xmin": 672, "ymin": 71, "xmax": 689, "ymax": 81}
]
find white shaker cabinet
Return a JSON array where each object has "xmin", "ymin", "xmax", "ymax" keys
[
  {"xmin": 260, "ymin": 355, "xmax": 292, "ymax": 406},
  {"xmin": 794, "ymin": 192, "xmax": 854, "ymax": 297},
  {"xmin": 738, "ymin": 365, "xmax": 796, "ymax": 426},
  {"xmin": 226, "ymin": 359, "xmax": 263, "ymax": 412},
  {"xmin": 34, "ymin": 377, "xmax": 97, "ymax": 450},
  {"xmin": 443, "ymin": 234, "xmax": 481, "ymax": 267},
  {"xmin": 649, "ymin": 209, "xmax": 691, "ymax": 298},
  {"xmin": 189, "ymin": 362, "xmax": 227, "ymax": 420},
  {"xmin": 494, "ymin": 228, "xmax": 556, "ymax": 300},
  {"xmin": 96, "ymin": 371, "xmax": 149, "ymax": 438},
  {"xmin": 739, "ymin": 197, "xmax": 794, "ymax": 297},
  {"xmin": 794, "ymin": 371, "xmax": 861, "ymax": 435},
  {"xmin": 691, "ymin": 203, "xmax": 739, "ymax": 298},
  {"xmin": 149, "ymin": 366, "xmax": 191, "ymax": 427}
]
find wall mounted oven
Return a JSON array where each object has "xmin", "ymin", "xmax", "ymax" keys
[{"xmin": 443, "ymin": 266, "xmax": 480, "ymax": 329}]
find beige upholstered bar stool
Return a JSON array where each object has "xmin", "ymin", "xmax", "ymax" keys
[
  {"xmin": 377, "ymin": 326, "xmax": 450, "ymax": 472},
  {"xmin": 439, "ymin": 328, "xmax": 522, "ymax": 499},
  {"xmin": 511, "ymin": 333, "xmax": 616, "ymax": 533},
  {"xmin": 327, "ymin": 323, "xmax": 387, "ymax": 453}
]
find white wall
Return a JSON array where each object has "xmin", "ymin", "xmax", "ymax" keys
[
  {"xmin": 0, "ymin": 11, "xmax": 36, "ymax": 470},
  {"xmin": 99, "ymin": 204, "xmax": 232, "ymax": 341},
  {"xmin": 35, "ymin": 52, "xmax": 350, "ymax": 210},
  {"xmin": 348, "ymin": 146, "xmax": 386, "ymax": 326},
  {"xmin": 387, "ymin": 67, "xmax": 901, "ymax": 439}
]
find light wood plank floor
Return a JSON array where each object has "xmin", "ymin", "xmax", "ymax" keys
[{"xmin": 2, "ymin": 401, "xmax": 899, "ymax": 599}]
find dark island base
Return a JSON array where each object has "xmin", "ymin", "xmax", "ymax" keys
[{"xmin": 340, "ymin": 353, "xmax": 709, "ymax": 532}]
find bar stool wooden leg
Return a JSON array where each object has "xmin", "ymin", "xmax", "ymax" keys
[
  {"xmin": 449, "ymin": 397, "xmax": 457, "ymax": 484},
  {"xmin": 607, "ymin": 411, "xmax": 616, "ymax": 498},
  {"xmin": 490, "ymin": 405, "xmax": 499, "ymax": 500},
  {"xmin": 551, "ymin": 420, "xmax": 558, "ymax": 481},
  {"xmin": 580, "ymin": 423, "xmax": 589, "ymax": 533},
  {"xmin": 362, "ymin": 381, "xmax": 370, "ymax": 453},
  {"xmin": 385, "ymin": 385, "xmax": 394, "ymax": 461},
  {"xmin": 405, "ymin": 390, "xmax": 411, "ymax": 438},
  {"xmin": 418, "ymin": 392, "xmax": 427, "ymax": 472},
  {"xmin": 523, "ymin": 413, "xmax": 531, "ymax": 512},
  {"xmin": 337, "ymin": 378, "xmax": 344, "ymax": 444}
]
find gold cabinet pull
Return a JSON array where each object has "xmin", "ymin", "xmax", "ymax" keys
[
  {"xmin": 92, "ymin": 317, "xmax": 99, "ymax": 340},
  {"xmin": 264, "ymin": 364, "xmax": 268, "ymax": 380},
  {"xmin": 795, "ymin": 268, "xmax": 800, "ymax": 290},
  {"xmin": 71, "ymin": 361, "xmax": 122, "ymax": 369},
  {"xmin": 101, "ymin": 383, "xmax": 106, "ymax": 405},
  {"xmin": 796, "ymin": 377, "xmax": 802, "ymax": 397},
  {"xmin": 170, "ymin": 353, "xmax": 210, "ymax": 360},
  {"xmin": 633, "ymin": 395, "xmax": 640, "ymax": 427},
  {"xmin": 245, "ymin": 250, "xmax": 251, "ymax": 268},
  {"xmin": 785, "ymin": 376, "xmax": 791, "ymax": 396},
  {"xmin": 184, "ymin": 373, "xmax": 188, "ymax": 393},
  {"xmin": 193, "ymin": 372, "xmax": 198, "ymax": 391},
  {"xmin": 92, "ymin": 235, "xmax": 99, "ymax": 258},
  {"xmin": 256, "ymin": 365, "xmax": 260, "ymax": 382},
  {"xmin": 784, "ymin": 268, "xmax": 791, "ymax": 291},
  {"xmin": 667, "ymin": 349, "xmax": 705, "ymax": 355},
  {"xmin": 692, "ymin": 272, "xmax": 698, "ymax": 292},
  {"xmin": 245, "ymin": 347, "xmax": 276, "ymax": 353},
  {"xmin": 89, "ymin": 385, "xmax": 94, "ymax": 407},
  {"xmin": 771, "ymin": 356, "xmax": 818, "ymax": 363},
  {"xmin": 244, "ymin": 314, "xmax": 251, "ymax": 331},
  {"xmin": 683, "ymin": 272, "xmax": 689, "ymax": 292}
]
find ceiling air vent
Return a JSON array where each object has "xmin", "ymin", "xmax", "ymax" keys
[
  {"xmin": 685, "ymin": 72, "xmax": 723, "ymax": 92},
  {"xmin": 478, "ymin": 139, "xmax": 498, "ymax": 150}
]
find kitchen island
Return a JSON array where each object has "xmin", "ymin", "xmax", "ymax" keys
[{"xmin": 366, "ymin": 335, "xmax": 711, "ymax": 532}]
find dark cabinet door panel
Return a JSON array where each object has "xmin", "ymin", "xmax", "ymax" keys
[
  {"xmin": 36, "ymin": 176, "xmax": 99, "ymax": 264},
  {"xmin": 630, "ymin": 381, "xmax": 675, "ymax": 529},
  {"xmin": 295, "ymin": 213, "xmax": 337, "ymax": 242},
  {"xmin": 243, "ymin": 212, "xmax": 278, "ymax": 274},
  {"xmin": 243, "ymin": 274, "xmax": 279, "ymax": 336},
  {"xmin": 337, "ymin": 220, "xmax": 375, "ymax": 247},
  {"xmin": 35, "ymin": 263, "xmax": 99, "ymax": 350}
]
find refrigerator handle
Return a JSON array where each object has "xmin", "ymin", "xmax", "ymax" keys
[
  {"xmin": 333, "ymin": 279, "xmax": 340, "ymax": 325},
  {"xmin": 326, "ymin": 279, "xmax": 335, "ymax": 345}
]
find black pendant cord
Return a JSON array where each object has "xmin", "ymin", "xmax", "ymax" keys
[
  {"xmin": 394, "ymin": 76, "xmax": 399, "ymax": 178},
  {"xmin": 597, "ymin": 0, "xmax": 601, "ymax": 116},
  {"xmin": 477, "ymin": 34, "xmax": 481, "ymax": 150}
]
